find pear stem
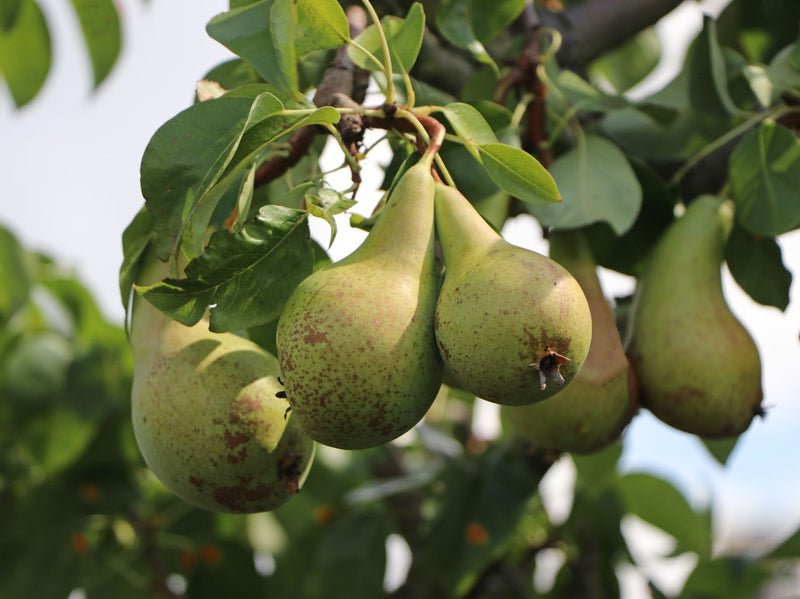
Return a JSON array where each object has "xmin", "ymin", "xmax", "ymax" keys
[{"xmin": 434, "ymin": 183, "xmax": 501, "ymax": 271}]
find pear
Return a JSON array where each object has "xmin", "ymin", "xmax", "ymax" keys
[
  {"xmin": 503, "ymin": 230, "xmax": 637, "ymax": 453},
  {"xmin": 130, "ymin": 247, "xmax": 314, "ymax": 513},
  {"xmin": 276, "ymin": 155, "xmax": 443, "ymax": 449},
  {"xmin": 433, "ymin": 183, "xmax": 592, "ymax": 406},
  {"xmin": 626, "ymin": 195, "xmax": 763, "ymax": 437}
]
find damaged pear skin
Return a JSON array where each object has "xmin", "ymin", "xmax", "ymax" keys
[
  {"xmin": 433, "ymin": 183, "xmax": 592, "ymax": 406},
  {"xmin": 504, "ymin": 230, "xmax": 637, "ymax": 453},
  {"xmin": 626, "ymin": 196, "xmax": 763, "ymax": 438},
  {"xmin": 276, "ymin": 156, "xmax": 443, "ymax": 450},
  {"xmin": 130, "ymin": 247, "xmax": 314, "ymax": 513}
]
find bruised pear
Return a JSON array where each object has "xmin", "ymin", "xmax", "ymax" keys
[
  {"xmin": 626, "ymin": 196, "xmax": 763, "ymax": 437},
  {"xmin": 276, "ymin": 155, "xmax": 443, "ymax": 449},
  {"xmin": 433, "ymin": 183, "xmax": 592, "ymax": 405},
  {"xmin": 503, "ymin": 230, "xmax": 637, "ymax": 453},
  {"xmin": 130, "ymin": 247, "xmax": 314, "ymax": 513}
]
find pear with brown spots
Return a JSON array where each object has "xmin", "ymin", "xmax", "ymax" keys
[
  {"xmin": 503, "ymin": 230, "xmax": 637, "ymax": 453},
  {"xmin": 626, "ymin": 195, "xmax": 763, "ymax": 437},
  {"xmin": 276, "ymin": 155, "xmax": 443, "ymax": 449},
  {"xmin": 130, "ymin": 246, "xmax": 314, "ymax": 513},
  {"xmin": 433, "ymin": 183, "xmax": 592, "ymax": 406}
]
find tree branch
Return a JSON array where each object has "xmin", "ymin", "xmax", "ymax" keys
[
  {"xmin": 253, "ymin": 5, "xmax": 369, "ymax": 188},
  {"xmin": 413, "ymin": 0, "xmax": 686, "ymax": 97},
  {"xmin": 540, "ymin": 0, "xmax": 685, "ymax": 72}
]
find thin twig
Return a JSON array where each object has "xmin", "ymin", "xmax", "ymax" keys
[{"xmin": 253, "ymin": 6, "xmax": 369, "ymax": 188}]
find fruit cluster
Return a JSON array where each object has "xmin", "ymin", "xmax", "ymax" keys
[{"xmin": 129, "ymin": 149, "xmax": 763, "ymax": 515}]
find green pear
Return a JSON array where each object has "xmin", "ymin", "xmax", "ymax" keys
[
  {"xmin": 433, "ymin": 183, "xmax": 592, "ymax": 406},
  {"xmin": 626, "ymin": 195, "xmax": 763, "ymax": 437},
  {"xmin": 276, "ymin": 155, "xmax": 443, "ymax": 449},
  {"xmin": 130, "ymin": 247, "xmax": 314, "ymax": 513},
  {"xmin": 503, "ymin": 230, "xmax": 637, "ymax": 453}
]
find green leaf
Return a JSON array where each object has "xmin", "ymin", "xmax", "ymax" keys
[
  {"xmin": 3, "ymin": 332, "xmax": 74, "ymax": 402},
  {"xmin": 688, "ymin": 15, "xmax": 739, "ymax": 115},
  {"xmin": 528, "ymin": 136, "xmax": 642, "ymax": 234},
  {"xmin": 389, "ymin": 2, "xmax": 426, "ymax": 73},
  {"xmin": 201, "ymin": 58, "xmax": 263, "ymax": 91},
  {"xmin": 178, "ymin": 103, "xmax": 337, "ymax": 255},
  {"xmin": 0, "ymin": 0, "xmax": 51, "ymax": 107},
  {"xmin": 207, "ymin": 0, "xmax": 299, "ymax": 97},
  {"xmin": 22, "ymin": 406, "xmax": 95, "ymax": 474},
  {"xmin": 725, "ymin": 225, "xmax": 791, "ymax": 310},
  {"xmin": 442, "ymin": 102, "xmax": 498, "ymax": 152},
  {"xmin": 0, "ymin": 0, "xmax": 23, "ymax": 31},
  {"xmin": 553, "ymin": 69, "xmax": 630, "ymax": 113},
  {"xmin": 742, "ymin": 64, "xmax": 775, "ymax": 107},
  {"xmin": 138, "ymin": 205, "xmax": 314, "ymax": 331},
  {"xmin": 307, "ymin": 188, "xmax": 356, "ymax": 247},
  {"xmin": 438, "ymin": 143, "xmax": 500, "ymax": 208},
  {"xmin": 0, "ymin": 225, "xmax": 32, "ymax": 322},
  {"xmin": 69, "ymin": 0, "xmax": 121, "ymax": 87},
  {"xmin": 468, "ymin": 0, "xmax": 525, "ymax": 44},
  {"xmin": 347, "ymin": 3, "xmax": 425, "ymax": 75},
  {"xmin": 118, "ymin": 207, "xmax": 153, "ymax": 311},
  {"xmin": 230, "ymin": 162, "xmax": 257, "ymax": 232},
  {"xmin": 140, "ymin": 90, "xmax": 284, "ymax": 258},
  {"xmin": 617, "ymin": 472, "xmax": 711, "ymax": 557},
  {"xmin": 471, "ymin": 101, "xmax": 514, "ymax": 136},
  {"xmin": 589, "ymin": 28, "xmax": 661, "ymax": 93},
  {"xmin": 573, "ymin": 441, "xmax": 623, "ymax": 491},
  {"xmin": 681, "ymin": 558, "xmax": 770, "ymax": 599},
  {"xmin": 422, "ymin": 447, "xmax": 545, "ymax": 594},
  {"xmin": 603, "ymin": 105, "xmax": 730, "ymax": 162},
  {"xmin": 767, "ymin": 40, "xmax": 800, "ymax": 97},
  {"xmin": 43, "ymin": 275, "xmax": 123, "ymax": 348},
  {"xmin": 309, "ymin": 509, "xmax": 388, "ymax": 599},
  {"xmin": 701, "ymin": 436, "xmax": 740, "ymax": 466},
  {"xmin": 555, "ymin": 489, "xmax": 626, "ymax": 598},
  {"xmin": 436, "ymin": 0, "xmax": 497, "ymax": 73},
  {"xmin": 477, "ymin": 143, "xmax": 560, "ymax": 204},
  {"xmin": 583, "ymin": 158, "xmax": 676, "ymax": 276},
  {"xmin": 295, "ymin": 0, "xmax": 349, "ymax": 56},
  {"xmin": 729, "ymin": 121, "xmax": 800, "ymax": 236},
  {"xmin": 221, "ymin": 103, "xmax": 336, "ymax": 173}
]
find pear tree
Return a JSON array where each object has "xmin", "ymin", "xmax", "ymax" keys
[{"xmin": 2, "ymin": 1, "xmax": 800, "ymax": 598}]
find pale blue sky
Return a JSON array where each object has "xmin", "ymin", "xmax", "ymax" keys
[{"xmin": 2, "ymin": 0, "xmax": 798, "ymax": 562}]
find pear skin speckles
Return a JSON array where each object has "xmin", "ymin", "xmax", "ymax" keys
[
  {"xmin": 276, "ymin": 159, "xmax": 443, "ymax": 450},
  {"xmin": 627, "ymin": 196, "xmax": 763, "ymax": 438},
  {"xmin": 432, "ymin": 183, "xmax": 592, "ymax": 406},
  {"xmin": 433, "ymin": 246, "xmax": 591, "ymax": 406},
  {"xmin": 130, "ymin": 250, "xmax": 315, "ymax": 513}
]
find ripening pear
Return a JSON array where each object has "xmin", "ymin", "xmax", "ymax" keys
[
  {"xmin": 626, "ymin": 195, "xmax": 763, "ymax": 437},
  {"xmin": 276, "ymin": 155, "xmax": 443, "ymax": 449},
  {"xmin": 433, "ymin": 183, "xmax": 592, "ymax": 406},
  {"xmin": 503, "ymin": 230, "xmax": 637, "ymax": 453},
  {"xmin": 130, "ymin": 247, "xmax": 314, "ymax": 513}
]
